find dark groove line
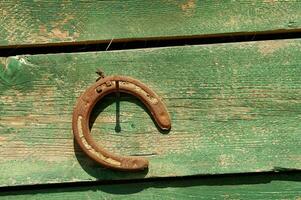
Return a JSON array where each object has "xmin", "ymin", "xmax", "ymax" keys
[
  {"xmin": 1, "ymin": 170, "xmax": 300, "ymax": 193},
  {"xmin": 0, "ymin": 29, "xmax": 301, "ymax": 56}
]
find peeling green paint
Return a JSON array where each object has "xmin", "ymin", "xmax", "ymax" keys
[
  {"xmin": 0, "ymin": 39, "xmax": 300, "ymax": 186},
  {"xmin": 0, "ymin": 1, "xmax": 301, "ymax": 46}
]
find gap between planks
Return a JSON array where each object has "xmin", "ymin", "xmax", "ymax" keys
[
  {"xmin": 0, "ymin": 29, "xmax": 301, "ymax": 57},
  {"xmin": 1, "ymin": 170, "xmax": 300, "ymax": 192}
]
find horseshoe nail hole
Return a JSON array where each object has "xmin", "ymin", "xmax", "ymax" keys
[
  {"xmin": 96, "ymin": 88, "xmax": 102, "ymax": 93},
  {"xmin": 106, "ymin": 81, "xmax": 112, "ymax": 87}
]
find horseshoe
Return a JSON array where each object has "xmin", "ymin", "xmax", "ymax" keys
[{"xmin": 72, "ymin": 73, "xmax": 171, "ymax": 171}]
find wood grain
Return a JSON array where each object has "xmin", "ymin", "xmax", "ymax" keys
[
  {"xmin": 0, "ymin": 0, "xmax": 300, "ymax": 47},
  {"xmin": 0, "ymin": 39, "xmax": 300, "ymax": 186}
]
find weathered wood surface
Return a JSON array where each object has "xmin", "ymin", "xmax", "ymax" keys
[
  {"xmin": 1, "ymin": 173, "xmax": 301, "ymax": 199},
  {"xmin": 0, "ymin": 0, "xmax": 300, "ymax": 47},
  {"xmin": 0, "ymin": 39, "xmax": 301, "ymax": 186}
]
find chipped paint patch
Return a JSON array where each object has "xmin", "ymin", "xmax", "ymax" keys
[
  {"xmin": 39, "ymin": 25, "xmax": 78, "ymax": 42},
  {"xmin": 0, "ymin": 136, "xmax": 6, "ymax": 144},
  {"xmin": 51, "ymin": 28, "xmax": 71, "ymax": 40},
  {"xmin": 181, "ymin": 0, "xmax": 196, "ymax": 11},
  {"xmin": 224, "ymin": 16, "xmax": 239, "ymax": 27},
  {"xmin": 0, "ymin": 57, "xmax": 7, "ymax": 68},
  {"xmin": 219, "ymin": 154, "xmax": 234, "ymax": 167},
  {"xmin": 258, "ymin": 40, "xmax": 291, "ymax": 56},
  {"xmin": 263, "ymin": 0, "xmax": 278, "ymax": 3}
]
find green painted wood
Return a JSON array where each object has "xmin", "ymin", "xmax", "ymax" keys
[
  {"xmin": 0, "ymin": 39, "xmax": 301, "ymax": 186},
  {"xmin": 0, "ymin": 0, "xmax": 301, "ymax": 47},
  {"xmin": 1, "ymin": 173, "xmax": 301, "ymax": 199}
]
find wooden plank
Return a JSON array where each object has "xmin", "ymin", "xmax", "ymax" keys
[
  {"xmin": 0, "ymin": 0, "xmax": 301, "ymax": 47},
  {"xmin": 0, "ymin": 39, "xmax": 300, "ymax": 186},
  {"xmin": 1, "ymin": 173, "xmax": 301, "ymax": 199}
]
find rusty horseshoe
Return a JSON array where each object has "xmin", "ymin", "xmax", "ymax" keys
[{"xmin": 72, "ymin": 72, "xmax": 171, "ymax": 171}]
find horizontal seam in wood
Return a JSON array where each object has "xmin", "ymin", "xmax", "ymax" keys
[
  {"xmin": 0, "ymin": 29, "xmax": 301, "ymax": 56},
  {"xmin": 1, "ymin": 170, "xmax": 300, "ymax": 192}
]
